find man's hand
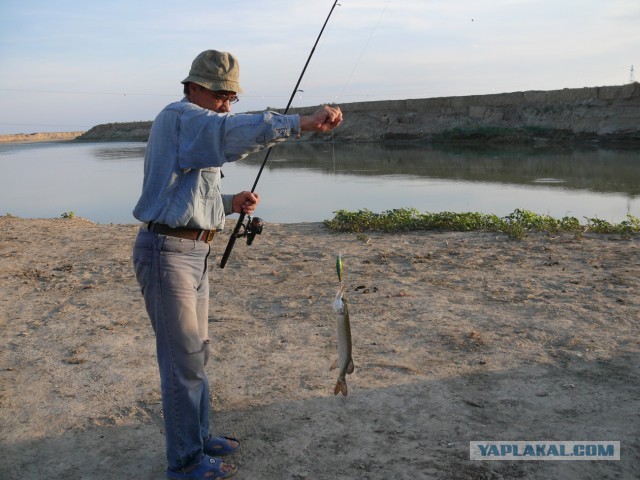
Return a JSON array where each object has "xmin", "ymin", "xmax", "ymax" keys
[
  {"xmin": 300, "ymin": 105, "xmax": 343, "ymax": 132},
  {"xmin": 232, "ymin": 191, "xmax": 260, "ymax": 214}
]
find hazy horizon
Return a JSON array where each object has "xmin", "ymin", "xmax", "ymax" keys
[{"xmin": 1, "ymin": 1, "xmax": 638, "ymax": 135}]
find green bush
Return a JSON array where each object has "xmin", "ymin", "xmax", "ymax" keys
[{"xmin": 324, "ymin": 208, "xmax": 639, "ymax": 240}]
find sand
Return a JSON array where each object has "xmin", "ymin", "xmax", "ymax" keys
[{"xmin": 0, "ymin": 216, "xmax": 638, "ymax": 479}]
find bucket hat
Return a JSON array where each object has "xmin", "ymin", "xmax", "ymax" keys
[{"xmin": 181, "ymin": 50, "xmax": 243, "ymax": 93}]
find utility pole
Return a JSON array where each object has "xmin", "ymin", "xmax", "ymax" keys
[{"xmin": 631, "ymin": 65, "xmax": 636, "ymax": 84}]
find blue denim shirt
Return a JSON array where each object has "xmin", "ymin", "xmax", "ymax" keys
[{"xmin": 133, "ymin": 98, "xmax": 301, "ymax": 230}]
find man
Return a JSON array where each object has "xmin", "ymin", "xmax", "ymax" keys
[{"xmin": 131, "ymin": 50, "xmax": 342, "ymax": 479}]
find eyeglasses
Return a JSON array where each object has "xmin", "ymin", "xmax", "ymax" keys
[{"xmin": 212, "ymin": 92, "xmax": 239, "ymax": 104}]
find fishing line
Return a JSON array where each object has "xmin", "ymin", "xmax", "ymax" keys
[
  {"xmin": 0, "ymin": 88, "xmax": 326, "ymax": 101},
  {"xmin": 294, "ymin": 8, "xmax": 340, "ymax": 106},
  {"xmin": 219, "ymin": 0, "xmax": 342, "ymax": 268},
  {"xmin": 328, "ymin": 1, "xmax": 388, "ymax": 183},
  {"xmin": 336, "ymin": 0, "xmax": 390, "ymax": 102},
  {"xmin": 0, "ymin": 88, "xmax": 176, "ymax": 97},
  {"xmin": 0, "ymin": 122, "xmax": 93, "ymax": 128}
]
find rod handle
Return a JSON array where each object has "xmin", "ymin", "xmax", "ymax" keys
[{"xmin": 219, "ymin": 213, "xmax": 245, "ymax": 269}]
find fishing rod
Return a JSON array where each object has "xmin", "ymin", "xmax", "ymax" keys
[{"xmin": 219, "ymin": 0, "xmax": 341, "ymax": 268}]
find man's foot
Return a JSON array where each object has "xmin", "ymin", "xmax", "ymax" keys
[
  {"xmin": 203, "ymin": 435, "xmax": 240, "ymax": 456},
  {"xmin": 166, "ymin": 455, "xmax": 237, "ymax": 479}
]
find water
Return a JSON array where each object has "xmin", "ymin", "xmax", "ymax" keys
[{"xmin": 0, "ymin": 141, "xmax": 638, "ymax": 224}]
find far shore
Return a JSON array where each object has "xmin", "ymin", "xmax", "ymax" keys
[
  {"xmin": 2, "ymin": 83, "xmax": 638, "ymax": 145},
  {"xmin": 0, "ymin": 131, "xmax": 85, "ymax": 144}
]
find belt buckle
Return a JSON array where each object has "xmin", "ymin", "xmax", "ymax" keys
[{"xmin": 205, "ymin": 230, "xmax": 215, "ymax": 243}]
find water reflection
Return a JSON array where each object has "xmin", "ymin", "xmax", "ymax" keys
[
  {"xmin": 257, "ymin": 143, "xmax": 640, "ymax": 196},
  {"xmin": 91, "ymin": 144, "xmax": 147, "ymax": 160}
]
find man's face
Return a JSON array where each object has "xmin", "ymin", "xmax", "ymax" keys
[{"xmin": 188, "ymin": 84, "xmax": 238, "ymax": 113}]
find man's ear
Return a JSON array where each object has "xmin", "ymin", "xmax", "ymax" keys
[{"xmin": 186, "ymin": 82, "xmax": 199, "ymax": 99}]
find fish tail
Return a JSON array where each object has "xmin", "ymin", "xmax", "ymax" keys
[{"xmin": 334, "ymin": 378, "xmax": 348, "ymax": 396}]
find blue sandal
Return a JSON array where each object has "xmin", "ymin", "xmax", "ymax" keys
[
  {"xmin": 203, "ymin": 435, "xmax": 240, "ymax": 456},
  {"xmin": 166, "ymin": 455, "xmax": 237, "ymax": 479}
]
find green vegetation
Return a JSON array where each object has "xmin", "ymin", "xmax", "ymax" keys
[
  {"xmin": 60, "ymin": 211, "xmax": 75, "ymax": 219},
  {"xmin": 324, "ymin": 208, "xmax": 640, "ymax": 240}
]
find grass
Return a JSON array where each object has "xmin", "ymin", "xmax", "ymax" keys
[{"xmin": 323, "ymin": 208, "xmax": 640, "ymax": 240}]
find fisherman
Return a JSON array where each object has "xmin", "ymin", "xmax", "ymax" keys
[{"xmin": 131, "ymin": 49, "xmax": 342, "ymax": 479}]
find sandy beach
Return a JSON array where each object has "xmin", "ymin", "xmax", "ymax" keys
[{"xmin": 0, "ymin": 215, "xmax": 638, "ymax": 479}]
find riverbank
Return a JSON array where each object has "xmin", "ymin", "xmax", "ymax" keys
[
  {"xmin": 1, "ymin": 216, "xmax": 638, "ymax": 479},
  {"xmin": 0, "ymin": 131, "xmax": 84, "ymax": 143},
  {"xmin": 68, "ymin": 83, "xmax": 640, "ymax": 146},
  {"xmin": 4, "ymin": 84, "xmax": 640, "ymax": 147}
]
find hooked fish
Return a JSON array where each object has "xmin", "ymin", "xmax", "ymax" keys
[{"xmin": 330, "ymin": 256, "xmax": 354, "ymax": 396}]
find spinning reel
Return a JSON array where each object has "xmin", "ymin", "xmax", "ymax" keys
[{"xmin": 235, "ymin": 216, "xmax": 264, "ymax": 245}]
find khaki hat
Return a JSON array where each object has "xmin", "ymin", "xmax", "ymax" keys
[{"xmin": 181, "ymin": 50, "xmax": 243, "ymax": 93}]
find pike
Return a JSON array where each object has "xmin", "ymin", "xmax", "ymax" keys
[{"xmin": 330, "ymin": 255, "xmax": 354, "ymax": 396}]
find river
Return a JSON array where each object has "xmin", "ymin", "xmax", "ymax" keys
[{"xmin": 0, "ymin": 141, "xmax": 638, "ymax": 224}]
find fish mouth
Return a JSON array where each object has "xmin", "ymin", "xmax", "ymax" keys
[{"xmin": 332, "ymin": 285, "xmax": 345, "ymax": 313}]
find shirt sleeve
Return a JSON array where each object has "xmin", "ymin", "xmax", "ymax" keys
[
  {"xmin": 223, "ymin": 111, "xmax": 301, "ymax": 161},
  {"xmin": 222, "ymin": 194, "xmax": 234, "ymax": 215},
  {"xmin": 175, "ymin": 103, "xmax": 301, "ymax": 169}
]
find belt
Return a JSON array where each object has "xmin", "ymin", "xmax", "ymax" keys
[{"xmin": 147, "ymin": 222, "xmax": 216, "ymax": 243}]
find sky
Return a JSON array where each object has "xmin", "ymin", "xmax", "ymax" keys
[{"xmin": 0, "ymin": 0, "xmax": 638, "ymax": 135}]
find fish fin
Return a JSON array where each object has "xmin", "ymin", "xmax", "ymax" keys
[
  {"xmin": 346, "ymin": 359, "xmax": 355, "ymax": 374},
  {"xmin": 334, "ymin": 379, "xmax": 347, "ymax": 396},
  {"xmin": 330, "ymin": 358, "xmax": 338, "ymax": 371}
]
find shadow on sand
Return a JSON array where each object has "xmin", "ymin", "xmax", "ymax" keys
[{"xmin": 2, "ymin": 353, "xmax": 637, "ymax": 480}]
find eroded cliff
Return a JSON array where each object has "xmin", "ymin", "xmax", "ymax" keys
[{"xmin": 72, "ymin": 83, "xmax": 640, "ymax": 145}]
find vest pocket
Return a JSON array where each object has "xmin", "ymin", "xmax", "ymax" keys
[{"xmin": 198, "ymin": 167, "xmax": 220, "ymax": 199}]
